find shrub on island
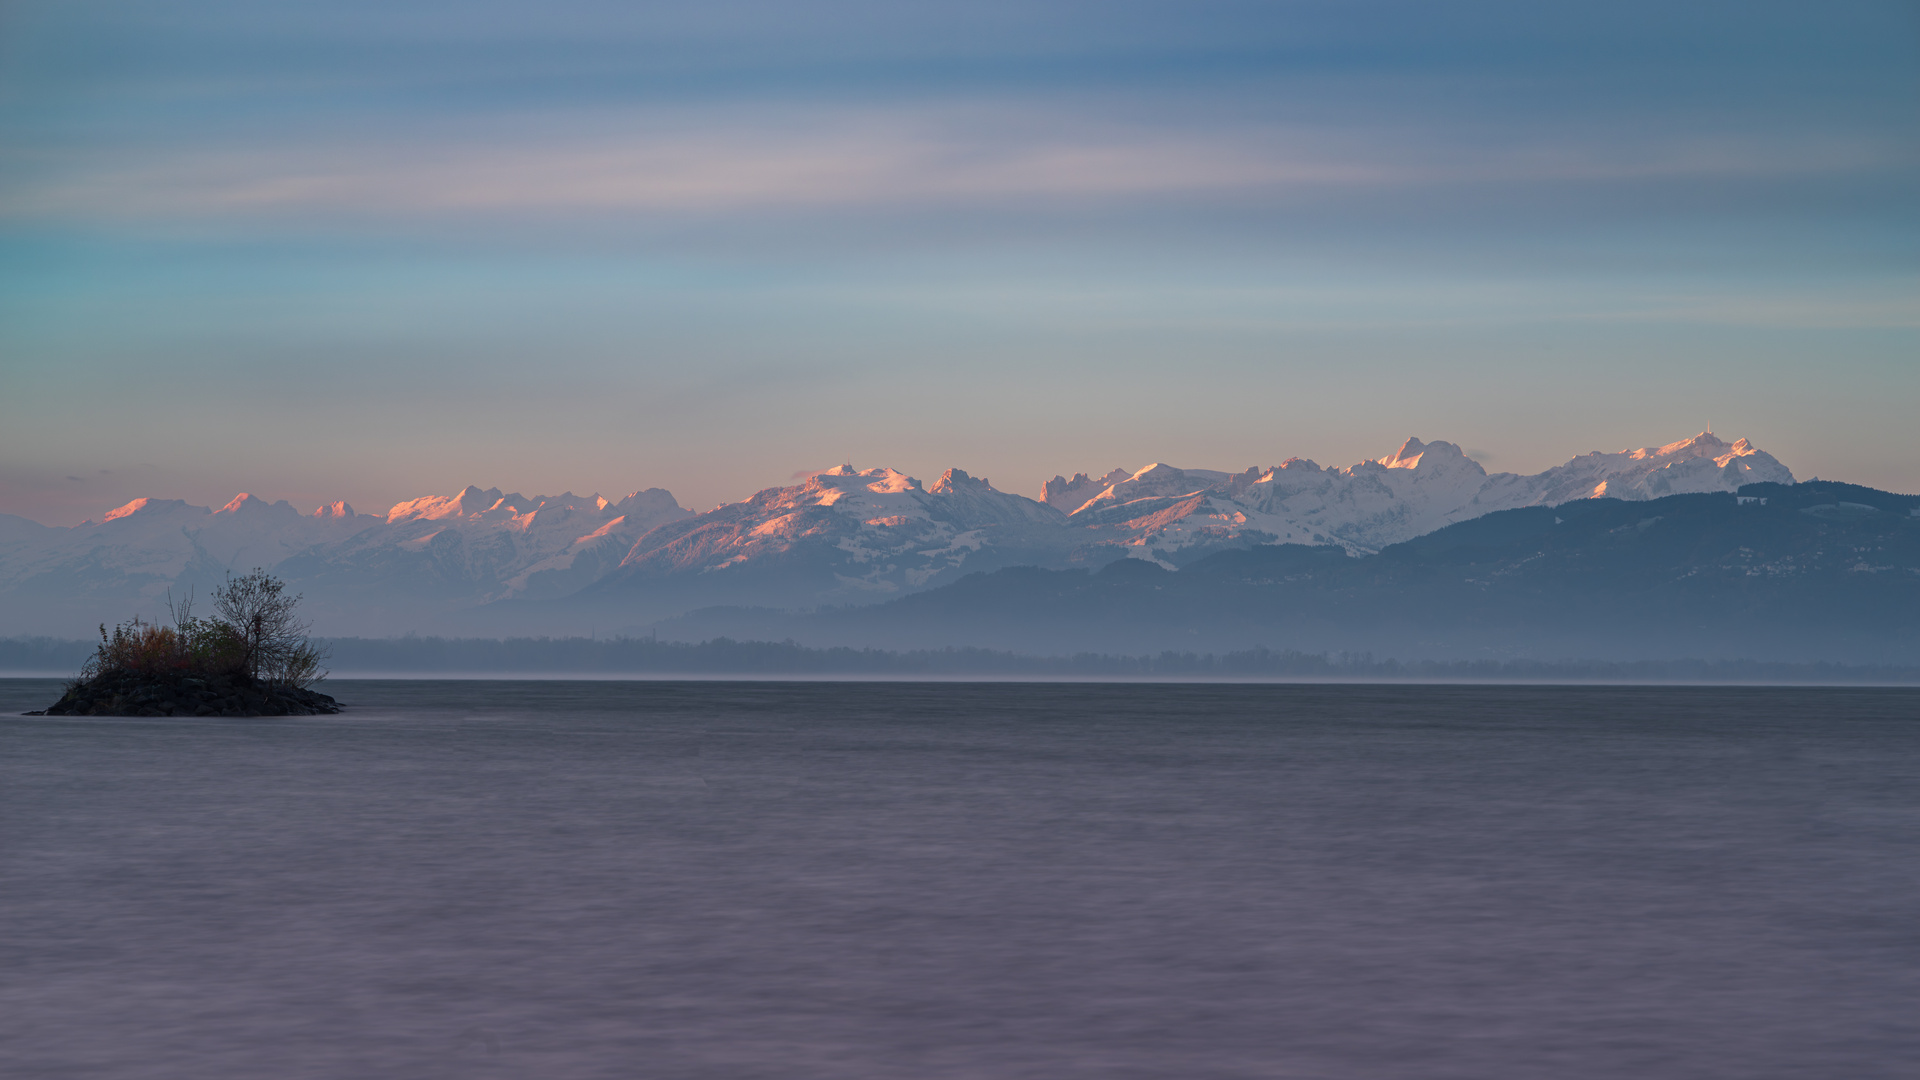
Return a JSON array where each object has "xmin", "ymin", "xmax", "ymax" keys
[{"xmin": 31, "ymin": 570, "xmax": 340, "ymax": 717}]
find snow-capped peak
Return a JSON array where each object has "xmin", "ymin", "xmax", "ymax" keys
[
  {"xmin": 1376, "ymin": 437, "xmax": 1480, "ymax": 473},
  {"xmin": 1043, "ymin": 468, "xmax": 1131, "ymax": 513},
  {"xmin": 1518, "ymin": 432, "xmax": 1793, "ymax": 506},
  {"xmin": 930, "ymin": 468, "xmax": 1063, "ymax": 526},
  {"xmin": 99, "ymin": 497, "xmax": 204, "ymax": 524},
  {"xmin": 1056, "ymin": 462, "xmax": 1233, "ymax": 519},
  {"xmin": 810, "ymin": 465, "xmax": 922, "ymax": 495},
  {"xmin": 215, "ymin": 493, "xmax": 299, "ymax": 518},
  {"xmin": 929, "ymin": 467, "xmax": 995, "ymax": 495},
  {"xmin": 1630, "ymin": 431, "xmax": 1727, "ymax": 461},
  {"xmin": 1378, "ymin": 438, "xmax": 1428, "ymax": 468},
  {"xmin": 386, "ymin": 485, "xmax": 505, "ymax": 524},
  {"xmin": 1037, "ymin": 432, "xmax": 1793, "ymax": 557}
]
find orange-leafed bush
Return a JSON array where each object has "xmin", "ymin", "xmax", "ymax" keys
[
  {"xmin": 83, "ymin": 572, "xmax": 325, "ymax": 687},
  {"xmin": 87, "ymin": 619, "xmax": 183, "ymax": 677},
  {"xmin": 77, "ymin": 569, "xmax": 330, "ymax": 686},
  {"xmin": 81, "ymin": 615, "xmax": 250, "ymax": 681}
]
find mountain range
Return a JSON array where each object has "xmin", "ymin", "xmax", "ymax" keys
[
  {"xmin": 0, "ymin": 433, "xmax": 1820, "ymax": 648},
  {"xmin": 660, "ymin": 480, "xmax": 1920, "ymax": 664}
]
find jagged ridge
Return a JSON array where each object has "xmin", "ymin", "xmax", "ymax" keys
[{"xmin": 0, "ymin": 433, "xmax": 1797, "ymax": 636}]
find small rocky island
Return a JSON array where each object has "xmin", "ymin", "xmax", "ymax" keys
[
  {"xmin": 29, "ymin": 570, "xmax": 340, "ymax": 717},
  {"xmin": 36, "ymin": 667, "xmax": 339, "ymax": 717}
]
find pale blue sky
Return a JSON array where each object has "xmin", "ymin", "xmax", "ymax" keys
[{"xmin": 2, "ymin": 0, "xmax": 1915, "ymax": 522}]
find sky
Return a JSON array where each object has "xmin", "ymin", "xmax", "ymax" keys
[{"xmin": 2, "ymin": 0, "xmax": 1916, "ymax": 524}]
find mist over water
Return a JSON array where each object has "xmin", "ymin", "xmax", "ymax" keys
[{"xmin": 3, "ymin": 680, "xmax": 1917, "ymax": 1079}]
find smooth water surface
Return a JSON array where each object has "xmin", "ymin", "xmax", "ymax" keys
[{"xmin": 3, "ymin": 680, "xmax": 1917, "ymax": 1079}]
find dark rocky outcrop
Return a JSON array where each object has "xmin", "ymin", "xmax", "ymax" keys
[{"xmin": 28, "ymin": 669, "xmax": 340, "ymax": 717}]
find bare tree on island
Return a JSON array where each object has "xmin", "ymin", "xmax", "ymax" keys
[
  {"xmin": 214, "ymin": 568, "xmax": 329, "ymax": 688},
  {"xmin": 39, "ymin": 568, "xmax": 337, "ymax": 716}
]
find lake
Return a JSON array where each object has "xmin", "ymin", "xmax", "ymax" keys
[{"xmin": 3, "ymin": 679, "xmax": 1916, "ymax": 1078}]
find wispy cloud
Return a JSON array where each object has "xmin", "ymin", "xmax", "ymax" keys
[
  {"xmin": 3, "ymin": 0, "xmax": 1916, "ymax": 519},
  {"xmin": 2, "ymin": 102, "xmax": 1899, "ymax": 224}
]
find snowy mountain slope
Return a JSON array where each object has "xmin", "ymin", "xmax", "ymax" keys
[
  {"xmin": 1466, "ymin": 435, "xmax": 1790, "ymax": 507},
  {"xmin": 0, "ymin": 485, "xmax": 690, "ymax": 636},
  {"xmin": 0, "ymin": 494, "xmax": 380, "ymax": 634},
  {"xmin": 0, "ymin": 513, "xmax": 53, "ymax": 545},
  {"xmin": 1045, "ymin": 432, "xmax": 1793, "ymax": 561},
  {"xmin": 1042, "ymin": 469, "xmax": 1132, "ymax": 514},
  {"xmin": 282, "ymin": 486, "xmax": 692, "ymax": 623},
  {"xmin": 585, "ymin": 466, "xmax": 1070, "ymax": 613},
  {"xmin": 0, "ymin": 433, "xmax": 1797, "ymax": 637},
  {"xmin": 654, "ymin": 479, "xmax": 1916, "ymax": 663}
]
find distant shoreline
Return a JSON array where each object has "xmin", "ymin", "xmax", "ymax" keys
[
  {"xmin": 3, "ymin": 668, "xmax": 1920, "ymax": 684},
  {"xmin": 5, "ymin": 635, "xmax": 1918, "ymax": 686}
]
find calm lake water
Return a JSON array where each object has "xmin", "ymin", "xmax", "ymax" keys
[{"xmin": 3, "ymin": 679, "xmax": 1917, "ymax": 1079}]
